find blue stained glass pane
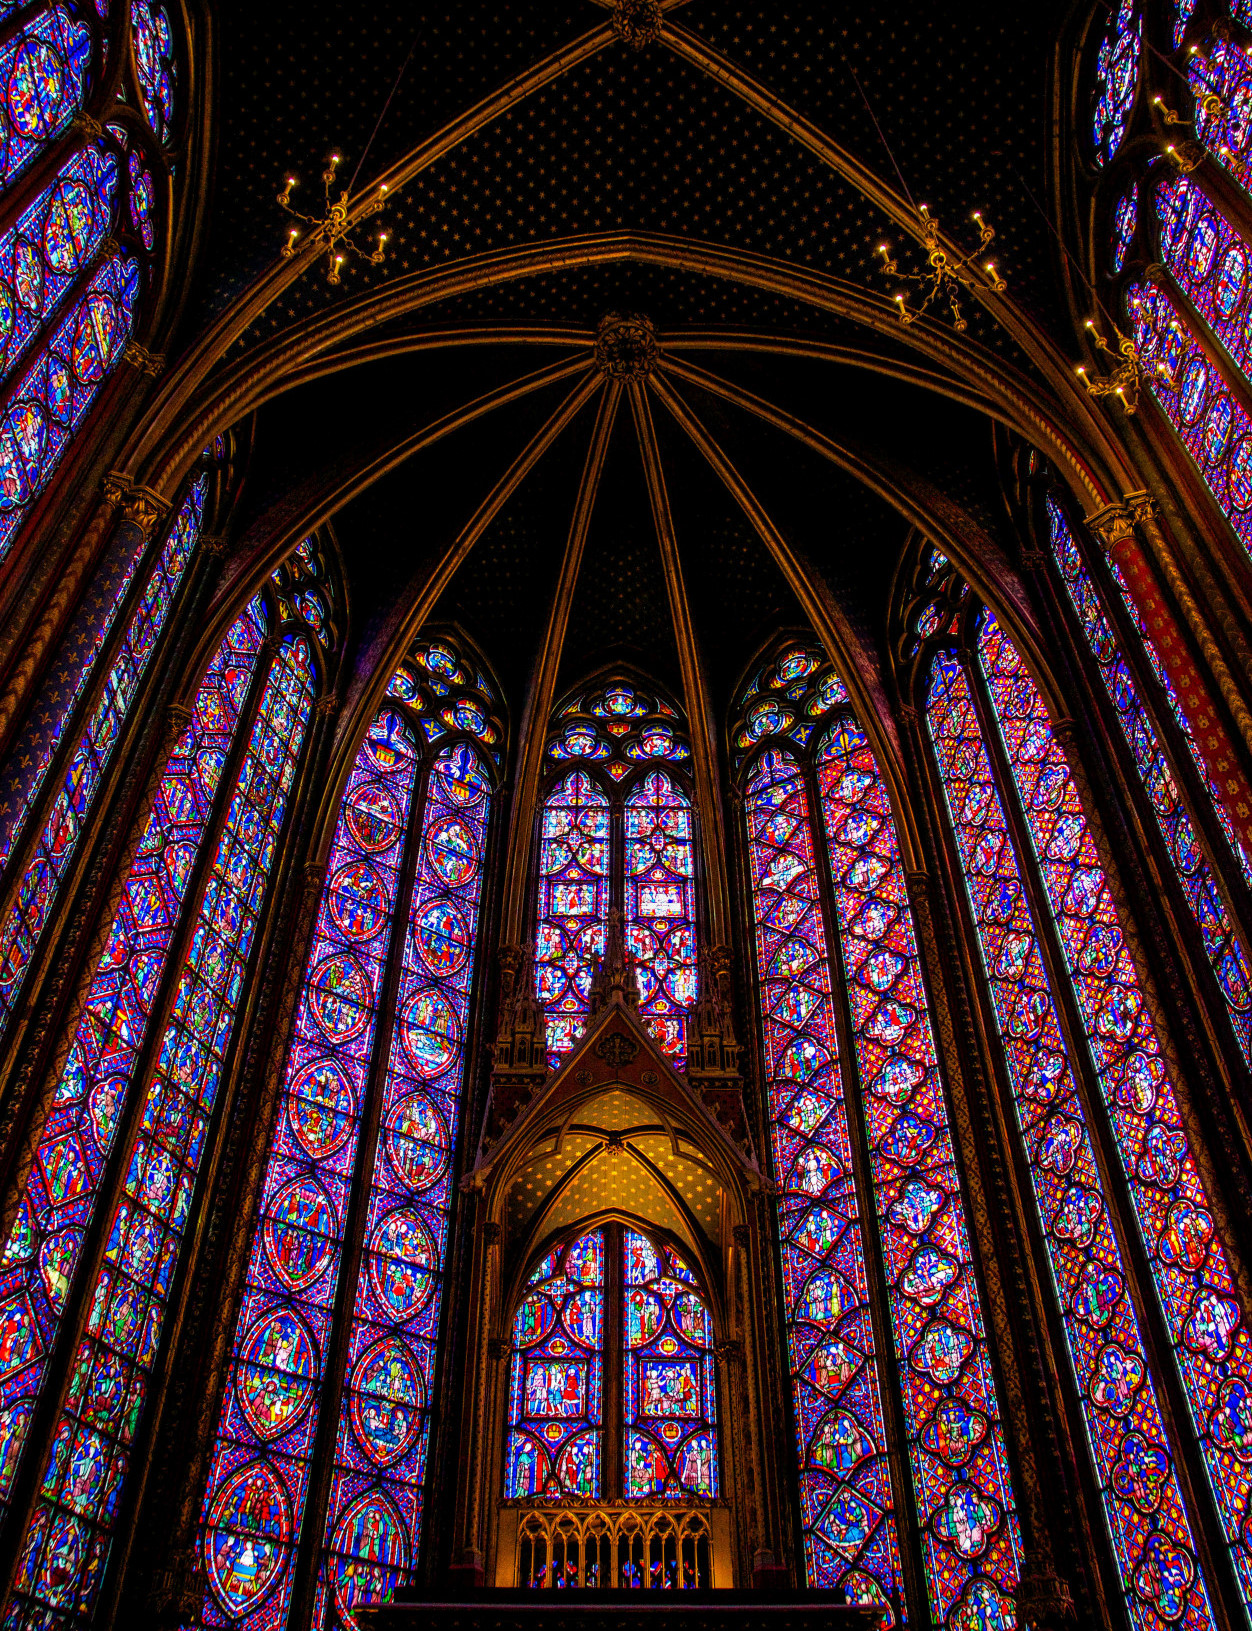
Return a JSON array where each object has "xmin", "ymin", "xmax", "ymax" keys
[
  {"xmin": 0, "ymin": 7, "xmax": 92, "ymax": 187},
  {"xmin": 198, "ymin": 709, "xmax": 420, "ymax": 1631},
  {"xmin": 0, "ymin": 143, "xmax": 119, "ymax": 395},
  {"xmin": 9, "ymin": 636, "xmax": 314, "ymax": 1627},
  {"xmin": 926, "ymin": 648, "xmax": 1213, "ymax": 1631},
  {"xmin": 0, "ymin": 252, "xmax": 142, "ymax": 564},
  {"xmin": 130, "ymin": 1, "xmax": 175, "ymax": 140},
  {"xmin": 978, "ymin": 613, "xmax": 1252, "ymax": 1617},
  {"xmin": 535, "ymin": 770, "xmax": 609, "ymax": 1067},
  {"xmin": 0, "ymin": 479, "xmax": 206, "ymax": 1030},
  {"xmin": 1046, "ymin": 498, "xmax": 1252, "ymax": 1066},
  {"xmin": 1192, "ymin": 40, "xmax": 1252, "ymax": 200},
  {"xmin": 0, "ymin": 600, "xmax": 266, "ymax": 1534},
  {"xmin": 625, "ymin": 770, "xmax": 696, "ymax": 1066},
  {"xmin": 314, "ymin": 741, "xmax": 492, "ymax": 1630},
  {"xmin": 816, "ymin": 722, "xmax": 1022, "ymax": 1629},
  {"xmin": 505, "ymin": 1232, "xmax": 604, "ymax": 1505},
  {"xmin": 744, "ymin": 748, "xmax": 904, "ymax": 1622},
  {"xmin": 1092, "ymin": 0, "xmax": 1141, "ymax": 165},
  {"xmin": 623, "ymin": 1233, "xmax": 717, "ymax": 1511}
]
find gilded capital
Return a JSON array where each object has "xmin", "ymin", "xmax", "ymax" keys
[{"xmin": 1085, "ymin": 501, "xmax": 1136, "ymax": 554}]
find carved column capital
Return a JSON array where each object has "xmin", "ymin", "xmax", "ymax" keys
[
  {"xmin": 199, "ymin": 533, "xmax": 230, "ymax": 559},
  {"xmin": 487, "ymin": 1337, "xmax": 509, "ymax": 1362},
  {"xmin": 732, "ymin": 1222, "xmax": 753, "ymax": 1249},
  {"xmin": 302, "ymin": 861, "xmax": 328, "ymax": 894},
  {"xmin": 313, "ymin": 693, "xmax": 341, "ymax": 720},
  {"xmin": 714, "ymin": 1339, "xmax": 743, "ymax": 1365},
  {"xmin": 1019, "ymin": 548, "xmax": 1047, "ymax": 571},
  {"xmin": 1124, "ymin": 488, "xmax": 1158, "ymax": 529},
  {"xmin": 481, "ymin": 1219, "xmax": 502, "ymax": 1246},
  {"xmin": 105, "ymin": 478, "xmax": 171, "ymax": 541},
  {"xmin": 903, "ymin": 868, "xmax": 930, "ymax": 909},
  {"xmin": 123, "ymin": 342, "xmax": 166, "ymax": 378},
  {"xmin": 1017, "ymin": 1560, "xmax": 1076, "ymax": 1630},
  {"xmin": 1085, "ymin": 500, "xmax": 1136, "ymax": 554},
  {"xmin": 165, "ymin": 702, "xmax": 193, "ymax": 740}
]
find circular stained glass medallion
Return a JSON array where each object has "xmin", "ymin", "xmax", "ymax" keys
[
  {"xmin": 385, "ymin": 1092, "xmax": 450, "ymax": 1191},
  {"xmin": 237, "ymin": 1308, "xmax": 317, "ymax": 1442},
  {"xmin": 400, "ymin": 989, "xmax": 458, "ymax": 1076},
  {"xmin": 308, "ymin": 954, "xmax": 370, "ymax": 1042},
  {"xmin": 426, "ymin": 816, "xmax": 477, "ymax": 886},
  {"xmin": 411, "ymin": 898, "xmax": 471, "ymax": 978},
  {"xmin": 350, "ymin": 1337, "xmax": 423, "ymax": 1466},
  {"xmin": 368, "ymin": 1207, "xmax": 437, "ymax": 1320},
  {"xmin": 205, "ymin": 1459, "xmax": 291, "ymax": 1616},
  {"xmin": 264, "ymin": 1177, "xmax": 337, "ymax": 1292},
  {"xmin": 345, "ymin": 782, "xmax": 402, "ymax": 853},
  {"xmin": 289, "ymin": 1059, "xmax": 356, "ymax": 1159},
  {"xmin": 328, "ymin": 861, "xmax": 389, "ymax": 943}
]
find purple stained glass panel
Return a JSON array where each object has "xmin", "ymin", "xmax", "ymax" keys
[
  {"xmin": 1193, "ymin": 40, "xmax": 1252, "ymax": 199},
  {"xmin": 9, "ymin": 636, "xmax": 314, "ymax": 1627},
  {"xmin": 0, "ymin": 252, "xmax": 142, "ymax": 564},
  {"xmin": 978, "ymin": 611, "xmax": 1252, "ymax": 1613},
  {"xmin": 744, "ymin": 748, "xmax": 902, "ymax": 1624},
  {"xmin": 816, "ymin": 721, "xmax": 1022, "ymax": 1629},
  {"xmin": 535, "ymin": 771, "xmax": 609, "ymax": 1067},
  {"xmin": 314, "ymin": 741, "xmax": 491, "ymax": 1630},
  {"xmin": 505, "ymin": 1233, "xmax": 604, "ymax": 1504},
  {"xmin": 625, "ymin": 770, "xmax": 696, "ymax": 1065},
  {"xmin": 0, "ymin": 479, "xmax": 205, "ymax": 1029},
  {"xmin": 0, "ymin": 600, "xmax": 266, "ymax": 1529},
  {"xmin": 0, "ymin": 7, "xmax": 92, "ymax": 187},
  {"xmin": 623, "ymin": 1233, "xmax": 717, "ymax": 1510},
  {"xmin": 1092, "ymin": 0, "xmax": 1141, "ymax": 165},
  {"xmin": 130, "ymin": 1, "xmax": 175, "ymax": 140},
  {"xmin": 1046, "ymin": 498, "xmax": 1252, "ymax": 1066},
  {"xmin": 926, "ymin": 648, "xmax": 1213, "ymax": 1631},
  {"xmin": 198, "ymin": 709, "xmax": 419, "ymax": 1631}
]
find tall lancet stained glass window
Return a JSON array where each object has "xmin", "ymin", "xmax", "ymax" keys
[
  {"xmin": 1090, "ymin": 0, "xmax": 1252, "ymax": 562},
  {"xmin": 504, "ymin": 1225, "xmax": 718, "ymax": 1516},
  {"xmin": 0, "ymin": 556, "xmax": 332, "ymax": 1629},
  {"xmin": 907, "ymin": 547, "xmax": 1252, "ymax": 1631},
  {"xmin": 734, "ymin": 642, "xmax": 1023, "ymax": 1631},
  {"xmin": 0, "ymin": 2, "xmax": 183, "ymax": 560},
  {"xmin": 197, "ymin": 636, "xmax": 501, "ymax": 1631},
  {"xmin": 535, "ymin": 681, "xmax": 697, "ymax": 1068}
]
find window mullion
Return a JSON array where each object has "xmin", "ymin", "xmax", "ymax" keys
[
  {"xmin": 282, "ymin": 751, "xmax": 434, "ymax": 1631},
  {"xmin": 960, "ymin": 642, "xmax": 1243, "ymax": 1624},
  {"xmin": 803, "ymin": 754, "xmax": 931, "ymax": 1628}
]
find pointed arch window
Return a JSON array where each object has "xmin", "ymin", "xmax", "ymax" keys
[
  {"xmin": 534, "ymin": 681, "xmax": 697, "ymax": 1069},
  {"xmin": 0, "ymin": 554, "xmax": 332, "ymax": 1626},
  {"xmin": 196, "ymin": 635, "xmax": 502, "ymax": 1631},
  {"xmin": 906, "ymin": 552, "xmax": 1252, "ymax": 1629},
  {"xmin": 0, "ymin": 2, "xmax": 185, "ymax": 562},
  {"xmin": 504, "ymin": 1226, "xmax": 718, "ymax": 1524},
  {"xmin": 734, "ymin": 642, "xmax": 1022, "ymax": 1631}
]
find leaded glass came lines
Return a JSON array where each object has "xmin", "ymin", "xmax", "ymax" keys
[
  {"xmin": 816, "ymin": 721, "xmax": 1022, "ymax": 1630},
  {"xmin": 0, "ymin": 478, "xmax": 206, "ymax": 1030},
  {"xmin": 625, "ymin": 771, "xmax": 696, "ymax": 1064},
  {"xmin": 744, "ymin": 746, "xmax": 903, "ymax": 1623},
  {"xmin": 926, "ymin": 648, "xmax": 1213, "ymax": 1631},
  {"xmin": 199, "ymin": 709, "xmax": 420, "ymax": 1631},
  {"xmin": 0, "ymin": 8, "xmax": 92, "ymax": 186},
  {"xmin": 315, "ymin": 742, "xmax": 492, "ymax": 1631},
  {"xmin": 981, "ymin": 611, "xmax": 1252, "ymax": 1616},
  {"xmin": 535, "ymin": 771, "xmax": 609, "ymax": 1067},
  {"xmin": 8, "ymin": 635, "xmax": 314, "ymax": 1629},
  {"xmin": 0, "ymin": 599, "xmax": 266, "ymax": 1530}
]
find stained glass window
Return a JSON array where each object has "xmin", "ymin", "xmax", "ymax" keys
[
  {"xmin": 10, "ymin": 636, "xmax": 315, "ymax": 1628},
  {"xmin": 1045, "ymin": 496, "xmax": 1252, "ymax": 1065},
  {"xmin": 1092, "ymin": 0, "xmax": 1142, "ymax": 164},
  {"xmin": 743, "ymin": 744, "xmax": 905, "ymax": 1620},
  {"xmin": 816, "ymin": 720, "xmax": 1021, "ymax": 1629},
  {"xmin": 975, "ymin": 611, "xmax": 1252, "ymax": 1615},
  {"xmin": 198, "ymin": 637, "xmax": 500, "ymax": 1631},
  {"xmin": 535, "ymin": 682, "xmax": 700, "ymax": 1069},
  {"xmin": 506, "ymin": 1233, "xmax": 605, "ymax": 1502},
  {"xmin": 624, "ymin": 772, "xmax": 696, "ymax": 1062},
  {"xmin": 0, "ymin": 3, "xmax": 182, "ymax": 562},
  {"xmin": 623, "ymin": 1232, "xmax": 716, "ymax": 1504},
  {"xmin": 0, "ymin": 475, "xmax": 207, "ymax": 1033},
  {"xmin": 535, "ymin": 771, "xmax": 610, "ymax": 1067},
  {"xmin": 926, "ymin": 648, "xmax": 1214, "ymax": 1631}
]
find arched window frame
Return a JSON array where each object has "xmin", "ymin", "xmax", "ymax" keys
[
  {"xmin": 194, "ymin": 629, "xmax": 506, "ymax": 1631},
  {"xmin": 0, "ymin": 0, "xmax": 202, "ymax": 577},
  {"xmin": 731, "ymin": 634, "xmax": 1024, "ymax": 1631},
  {"xmin": 0, "ymin": 542, "xmax": 337, "ymax": 1628},
  {"xmin": 502, "ymin": 1220, "xmax": 721, "ymax": 1519},
  {"xmin": 530, "ymin": 676, "xmax": 702, "ymax": 1071},
  {"xmin": 898, "ymin": 543, "xmax": 1252, "ymax": 1631}
]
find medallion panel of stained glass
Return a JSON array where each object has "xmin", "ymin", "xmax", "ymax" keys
[
  {"xmin": 315, "ymin": 742, "xmax": 492, "ymax": 1630},
  {"xmin": 744, "ymin": 748, "xmax": 902, "ymax": 1622},
  {"xmin": 0, "ymin": 8, "xmax": 92, "ymax": 186},
  {"xmin": 534, "ymin": 772, "xmax": 609, "ymax": 1067},
  {"xmin": 0, "ymin": 601, "xmax": 267, "ymax": 1528},
  {"xmin": 978, "ymin": 612, "xmax": 1252, "ymax": 1615},
  {"xmin": 817, "ymin": 722, "xmax": 1022, "ymax": 1630},
  {"xmin": 624, "ymin": 771, "xmax": 696, "ymax": 1065},
  {"xmin": 505, "ymin": 1232, "xmax": 604, "ymax": 1501},
  {"xmin": 9, "ymin": 637, "xmax": 314, "ymax": 1629},
  {"xmin": 623, "ymin": 1232, "xmax": 716, "ymax": 1504},
  {"xmin": 198, "ymin": 710, "xmax": 420, "ymax": 1631},
  {"xmin": 926, "ymin": 648, "xmax": 1213, "ymax": 1631}
]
